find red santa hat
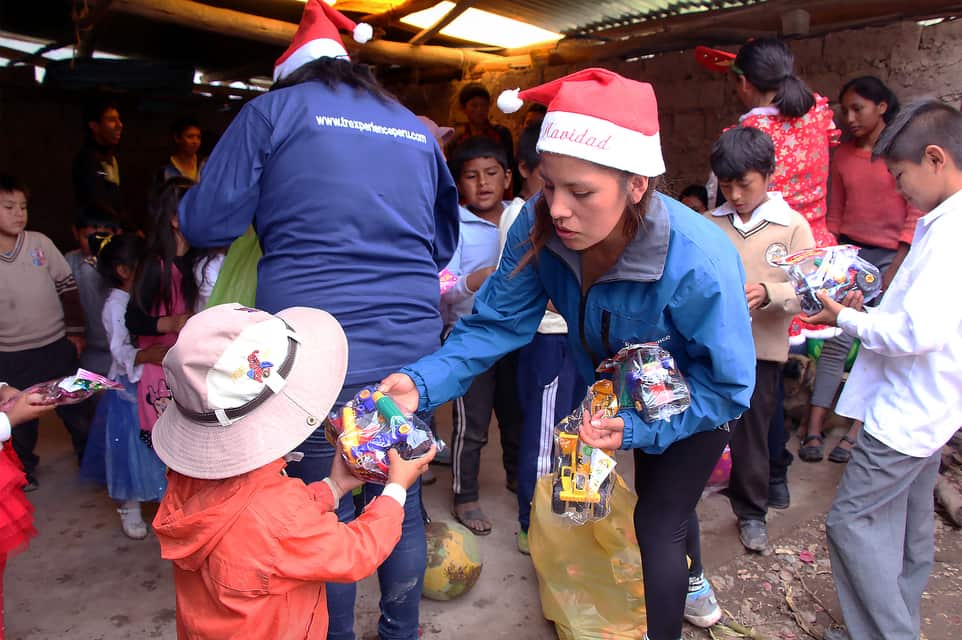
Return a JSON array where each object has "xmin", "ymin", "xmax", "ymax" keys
[
  {"xmin": 496, "ymin": 68, "xmax": 665, "ymax": 177},
  {"xmin": 694, "ymin": 45, "xmax": 736, "ymax": 73},
  {"xmin": 274, "ymin": 0, "xmax": 374, "ymax": 82}
]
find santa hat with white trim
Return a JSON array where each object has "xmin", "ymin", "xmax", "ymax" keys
[
  {"xmin": 273, "ymin": 0, "xmax": 373, "ymax": 82},
  {"xmin": 497, "ymin": 68, "xmax": 665, "ymax": 177}
]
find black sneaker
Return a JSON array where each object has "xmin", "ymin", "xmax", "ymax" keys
[
  {"xmin": 738, "ymin": 519, "xmax": 769, "ymax": 552},
  {"xmin": 768, "ymin": 479, "xmax": 790, "ymax": 509},
  {"xmin": 23, "ymin": 474, "xmax": 38, "ymax": 492}
]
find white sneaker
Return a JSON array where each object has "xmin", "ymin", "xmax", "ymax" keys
[{"xmin": 118, "ymin": 501, "xmax": 148, "ymax": 540}]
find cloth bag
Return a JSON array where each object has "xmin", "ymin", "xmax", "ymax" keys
[
  {"xmin": 205, "ymin": 227, "xmax": 262, "ymax": 309},
  {"xmin": 529, "ymin": 474, "xmax": 647, "ymax": 639}
]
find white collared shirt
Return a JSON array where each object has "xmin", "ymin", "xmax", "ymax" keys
[
  {"xmin": 710, "ymin": 192, "xmax": 793, "ymax": 233},
  {"xmin": 835, "ymin": 189, "xmax": 962, "ymax": 457}
]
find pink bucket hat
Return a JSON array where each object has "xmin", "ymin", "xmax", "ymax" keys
[{"xmin": 152, "ymin": 304, "xmax": 348, "ymax": 480}]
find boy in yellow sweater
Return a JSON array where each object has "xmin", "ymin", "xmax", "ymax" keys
[{"xmin": 706, "ymin": 127, "xmax": 815, "ymax": 552}]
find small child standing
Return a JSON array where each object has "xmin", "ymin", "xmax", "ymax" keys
[
  {"xmin": 808, "ymin": 99, "xmax": 962, "ymax": 640},
  {"xmin": 443, "ymin": 136, "xmax": 522, "ymax": 536},
  {"xmin": 81, "ymin": 233, "xmax": 169, "ymax": 539},
  {"xmin": 706, "ymin": 127, "xmax": 815, "ymax": 552},
  {"xmin": 152, "ymin": 304, "xmax": 434, "ymax": 638},
  {"xmin": 0, "ymin": 174, "xmax": 89, "ymax": 490}
]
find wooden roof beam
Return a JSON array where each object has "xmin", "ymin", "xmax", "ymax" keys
[{"xmin": 408, "ymin": 0, "xmax": 478, "ymax": 45}]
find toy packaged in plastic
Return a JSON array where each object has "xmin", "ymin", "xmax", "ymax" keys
[
  {"xmin": 550, "ymin": 380, "xmax": 619, "ymax": 525},
  {"xmin": 0, "ymin": 369, "xmax": 121, "ymax": 412},
  {"xmin": 325, "ymin": 386, "xmax": 445, "ymax": 484},
  {"xmin": 439, "ymin": 268, "xmax": 459, "ymax": 296},
  {"xmin": 597, "ymin": 343, "xmax": 691, "ymax": 423},
  {"xmin": 775, "ymin": 245, "xmax": 882, "ymax": 315}
]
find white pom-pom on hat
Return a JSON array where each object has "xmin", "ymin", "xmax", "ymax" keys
[
  {"xmin": 353, "ymin": 22, "xmax": 373, "ymax": 44},
  {"xmin": 497, "ymin": 89, "xmax": 524, "ymax": 114}
]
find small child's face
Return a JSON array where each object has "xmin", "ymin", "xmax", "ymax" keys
[
  {"xmin": 459, "ymin": 157, "xmax": 510, "ymax": 216},
  {"xmin": 463, "ymin": 96, "xmax": 491, "ymax": 127},
  {"xmin": 681, "ymin": 195, "xmax": 707, "ymax": 214},
  {"xmin": 887, "ymin": 156, "xmax": 940, "ymax": 213},
  {"xmin": 719, "ymin": 170, "xmax": 771, "ymax": 216},
  {"xmin": 0, "ymin": 190, "xmax": 27, "ymax": 239}
]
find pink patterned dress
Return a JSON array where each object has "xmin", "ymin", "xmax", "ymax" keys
[{"xmin": 137, "ymin": 263, "xmax": 187, "ymax": 432}]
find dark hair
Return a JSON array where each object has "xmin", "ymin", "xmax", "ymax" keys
[
  {"xmin": 734, "ymin": 38, "xmax": 814, "ymax": 118},
  {"xmin": 449, "ymin": 136, "xmax": 509, "ymax": 180},
  {"xmin": 679, "ymin": 184, "xmax": 709, "ymax": 210},
  {"xmin": 523, "ymin": 103, "xmax": 547, "ymax": 119},
  {"xmin": 0, "ymin": 174, "xmax": 29, "ymax": 198},
  {"xmin": 133, "ymin": 176, "xmax": 198, "ymax": 315},
  {"xmin": 271, "ymin": 57, "xmax": 395, "ymax": 103},
  {"xmin": 74, "ymin": 204, "xmax": 117, "ymax": 230},
  {"xmin": 839, "ymin": 76, "xmax": 901, "ymax": 125},
  {"xmin": 874, "ymin": 98, "xmax": 962, "ymax": 166},
  {"xmin": 710, "ymin": 127, "xmax": 777, "ymax": 180},
  {"xmin": 171, "ymin": 116, "xmax": 202, "ymax": 137},
  {"xmin": 459, "ymin": 83, "xmax": 490, "ymax": 106},
  {"xmin": 91, "ymin": 232, "xmax": 145, "ymax": 288},
  {"xmin": 516, "ymin": 123, "xmax": 542, "ymax": 172},
  {"xmin": 82, "ymin": 97, "xmax": 119, "ymax": 130}
]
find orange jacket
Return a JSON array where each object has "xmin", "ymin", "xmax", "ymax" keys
[{"xmin": 153, "ymin": 459, "xmax": 403, "ymax": 639}]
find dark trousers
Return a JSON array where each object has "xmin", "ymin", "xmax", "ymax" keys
[
  {"xmin": 451, "ymin": 350, "xmax": 522, "ymax": 505},
  {"xmin": 0, "ymin": 337, "xmax": 91, "ymax": 475},
  {"xmin": 730, "ymin": 360, "xmax": 780, "ymax": 521},
  {"xmin": 634, "ymin": 427, "xmax": 731, "ymax": 640},
  {"xmin": 768, "ymin": 373, "xmax": 793, "ymax": 482}
]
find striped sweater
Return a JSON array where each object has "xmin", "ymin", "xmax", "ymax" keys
[{"xmin": 0, "ymin": 231, "xmax": 85, "ymax": 352}]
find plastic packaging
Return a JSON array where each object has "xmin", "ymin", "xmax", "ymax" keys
[
  {"xmin": 550, "ymin": 380, "xmax": 619, "ymax": 525},
  {"xmin": 439, "ymin": 268, "xmax": 459, "ymax": 296},
  {"xmin": 325, "ymin": 386, "xmax": 444, "ymax": 484},
  {"xmin": 776, "ymin": 245, "xmax": 882, "ymax": 315},
  {"xmin": 0, "ymin": 369, "xmax": 121, "ymax": 412},
  {"xmin": 597, "ymin": 343, "xmax": 691, "ymax": 423}
]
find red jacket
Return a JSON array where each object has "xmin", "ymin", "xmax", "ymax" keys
[{"xmin": 154, "ymin": 459, "xmax": 403, "ymax": 639}]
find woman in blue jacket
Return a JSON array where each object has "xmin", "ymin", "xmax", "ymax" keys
[{"xmin": 382, "ymin": 69, "xmax": 756, "ymax": 640}]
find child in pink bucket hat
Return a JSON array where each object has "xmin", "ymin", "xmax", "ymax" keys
[{"xmin": 152, "ymin": 303, "xmax": 434, "ymax": 639}]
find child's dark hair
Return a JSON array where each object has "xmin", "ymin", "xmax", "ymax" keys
[
  {"xmin": 91, "ymin": 233, "xmax": 145, "ymax": 288},
  {"xmin": 523, "ymin": 103, "xmax": 547, "ymax": 121},
  {"xmin": 0, "ymin": 174, "xmax": 28, "ymax": 198},
  {"xmin": 516, "ymin": 123, "xmax": 542, "ymax": 172},
  {"xmin": 459, "ymin": 83, "xmax": 490, "ymax": 106},
  {"xmin": 710, "ymin": 127, "xmax": 777, "ymax": 180},
  {"xmin": 82, "ymin": 97, "xmax": 119, "ymax": 130},
  {"xmin": 270, "ymin": 57, "xmax": 395, "ymax": 104},
  {"xmin": 133, "ymin": 176, "xmax": 198, "ymax": 315},
  {"xmin": 734, "ymin": 38, "xmax": 814, "ymax": 119},
  {"xmin": 839, "ymin": 76, "xmax": 901, "ymax": 125},
  {"xmin": 874, "ymin": 98, "xmax": 962, "ymax": 166},
  {"xmin": 679, "ymin": 184, "xmax": 709, "ymax": 210},
  {"xmin": 449, "ymin": 136, "xmax": 509, "ymax": 180},
  {"xmin": 171, "ymin": 116, "xmax": 202, "ymax": 137}
]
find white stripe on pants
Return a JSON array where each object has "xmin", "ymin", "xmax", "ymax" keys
[{"xmin": 536, "ymin": 376, "xmax": 559, "ymax": 478}]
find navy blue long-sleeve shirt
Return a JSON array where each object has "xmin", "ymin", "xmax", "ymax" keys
[{"xmin": 178, "ymin": 82, "xmax": 460, "ymax": 386}]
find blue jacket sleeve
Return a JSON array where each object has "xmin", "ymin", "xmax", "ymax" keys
[
  {"xmin": 620, "ymin": 258, "xmax": 756, "ymax": 453},
  {"xmin": 402, "ymin": 203, "xmax": 545, "ymax": 411},
  {"xmin": 432, "ymin": 144, "xmax": 460, "ymax": 272},
  {"xmin": 177, "ymin": 102, "xmax": 273, "ymax": 248}
]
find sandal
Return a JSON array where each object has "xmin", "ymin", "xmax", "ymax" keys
[
  {"xmin": 799, "ymin": 434, "xmax": 824, "ymax": 462},
  {"xmin": 828, "ymin": 435, "xmax": 857, "ymax": 463},
  {"xmin": 452, "ymin": 504, "xmax": 492, "ymax": 536}
]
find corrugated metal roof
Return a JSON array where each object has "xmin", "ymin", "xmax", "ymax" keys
[{"xmin": 475, "ymin": 0, "xmax": 770, "ymax": 35}]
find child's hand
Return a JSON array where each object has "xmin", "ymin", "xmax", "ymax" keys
[
  {"xmin": 387, "ymin": 445, "xmax": 436, "ymax": 490},
  {"xmin": 579, "ymin": 409, "xmax": 624, "ymax": 450},
  {"xmin": 328, "ymin": 452, "xmax": 365, "ymax": 496},
  {"xmin": 377, "ymin": 374, "xmax": 420, "ymax": 414},
  {"xmin": 745, "ymin": 283, "xmax": 768, "ymax": 311},
  {"xmin": 801, "ymin": 291, "xmax": 864, "ymax": 326},
  {"xmin": 465, "ymin": 266, "xmax": 496, "ymax": 293},
  {"xmin": 135, "ymin": 344, "xmax": 171, "ymax": 366},
  {"xmin": 5, "ymin": 392, "xmax": 53, "ymax": 427},
  {"xmin": 0, "ymin": 385, "xmax": 19, "ymax": 403},
  {"xmin": 67, "ymin": 334, "xmax": 86, "ymax": 357},
  {"xmin": 158, "ymin": 313, "xmax": 190, "ymax": 334}
]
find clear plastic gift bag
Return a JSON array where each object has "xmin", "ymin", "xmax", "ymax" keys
[
  {"xmin": 0, "ymin": 369, "xmax": 121, "ymax": 412},
  {"xmin": 597, "ymin": 343, "xmax": 691, "ymax": 423},
  {"xmin": 775, "ymin": 245, "xmax": 882, "ymax": 315}
]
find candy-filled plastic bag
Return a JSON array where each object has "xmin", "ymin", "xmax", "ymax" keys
[
  {"xmin": 0, "ymin": 369, "xmax": 121, "ymax": 412},
  {"xmin": 775, "ymin": 245, "xmax": 882, "ymax": 315},
  {"xmin": 551, "ymin": 380, "xmax": 619, "ymax": 525},
  {"xmin": 597, "ymin": 343, "xmax": 691, "ymax": 422},
  {"xmin": 325, "ymin": 386, "xmax": 445, "ymax": 484},
  {"xmin": 439, "ymin": 268, "xmax": 459, "ymax": 296}
]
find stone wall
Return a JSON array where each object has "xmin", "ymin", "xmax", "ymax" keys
[{"xmin": 389, "ymin": 17, "xmax": 962, "ymax": 195}]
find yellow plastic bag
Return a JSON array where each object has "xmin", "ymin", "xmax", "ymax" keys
[
  {"xmin": 530, "ymin": 474, "xmax": 647, "ymax": 639},
  {"xmin": 205, "ymin": 227, "xmax": 262, "ymax": 309}
]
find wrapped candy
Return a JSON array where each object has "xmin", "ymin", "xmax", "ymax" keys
[
  {"xmin": 550, "ymin": 380, "xmax": 619, "ymax": 525},
  {"xmin": 0, "ymin": 369, "xmax": 121, "ymax": 412},
  {"xmin": 439, "ymin": 268, "xmax": 459, "ymax": 296},
  {"xmin": 325, "ymin": 386, "xmax": 444, "ymax": 484},
  {"xmin": 597, "ymin": 343, "xmax": 691, "ymax": 423},
  {"xmin": 775, "ymin": 245, "xmax": 882, "ymax": 315}
]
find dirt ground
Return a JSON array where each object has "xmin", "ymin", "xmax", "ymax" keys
[{"xmin": 6, "ymin": 408, "xmax": 961, "ymax": 640}]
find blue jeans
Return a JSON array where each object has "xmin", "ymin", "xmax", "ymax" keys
[{"xmin": 285, "ymin": 385, "xmax": 426, "ymax": 640}]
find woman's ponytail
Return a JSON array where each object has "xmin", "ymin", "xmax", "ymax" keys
[
  {"xmin": 774, "ymin": 74, "xmax": 815, "ymax": 118},
  {"xmin": 734, "ymin": 38, "xmax": 815, "ymax": 118}
]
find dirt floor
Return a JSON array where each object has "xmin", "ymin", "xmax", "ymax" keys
[{"xmin": 6, "ymin": 408, "xmax": 961, "ymax": 640}]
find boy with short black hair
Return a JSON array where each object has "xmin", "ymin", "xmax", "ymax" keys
[
  {"xmin": 707, "ymin": 126, "xmax": 815, "ymax": 553},
  {"xmin": 808, "ymin": 99, "xmax": 962, "ymax": 640},
  {"xmin": 450, "ymin": 83, "xmax": 515, "ymax": 168},
  {"xmin": 443, "ymin": 136, "xmax": 522, "ymax": 536}
]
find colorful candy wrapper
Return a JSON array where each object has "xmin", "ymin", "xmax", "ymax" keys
[
  {"xmin": 775, "ymin": 245, "xmax": 882, "ymax": 315},
  {"xmin": 0, "ymin": 369, "xmax": 121, "ymax": 412},
  {"xmin": 439, "ymin": 268, "xmax": 459, "ymax": 296},
  {"xmin": 597, "ymin": 343, "xmax": 691, "ymax": 423},
  {"xmin": 325, "ymin": 386, "xmax": 445, "ymax": 484}
]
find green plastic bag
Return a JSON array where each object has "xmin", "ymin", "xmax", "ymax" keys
[
  {"xmin": 206, "ymin": 227, "xmax": 262, "ymax": 309},
  {"xmin": 805, "ymin": 338, "xmax": 860, "ymax": 372}
]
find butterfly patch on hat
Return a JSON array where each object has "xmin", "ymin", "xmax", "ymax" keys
[{"xmin": 246, "ymin": 350, "xmax": 275, "ymax": 383}]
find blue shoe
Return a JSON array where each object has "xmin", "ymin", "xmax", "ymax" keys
[{"xmin": 684, "ymin": 572, "xmax": 722, "ymax": 628}]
